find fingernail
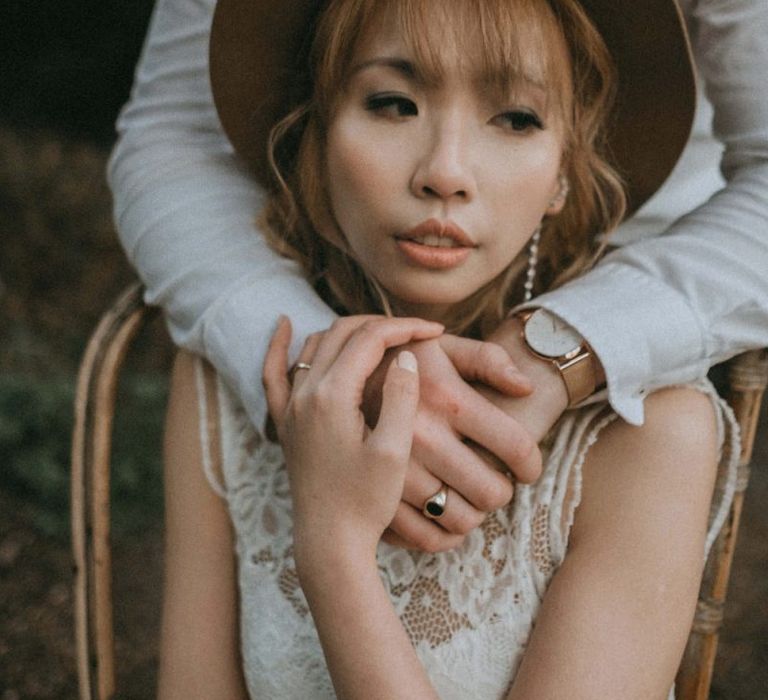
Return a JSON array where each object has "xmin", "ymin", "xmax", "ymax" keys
[{"xmin": 397, "ymin": 350, "xmax": 418, "ymax": 373}]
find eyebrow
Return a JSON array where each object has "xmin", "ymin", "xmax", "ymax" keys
[
  {"xmin": 350, "ymin": 55, "xmax": 551, "ymax": 103},
  {"xmin": 350, "ymin": 57, "xmax": 419, "ymax": 81}
]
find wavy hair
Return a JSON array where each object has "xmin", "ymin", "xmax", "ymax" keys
[{"xmin": 262, "ymin": 0, "xmax": 626, "ymax": 336}]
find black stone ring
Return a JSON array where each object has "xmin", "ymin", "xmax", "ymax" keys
[{"xmin": 422, "ymin": 484, "xmax": 449, "ymax": 520}]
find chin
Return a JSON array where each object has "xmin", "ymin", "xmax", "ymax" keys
[{"xmin": 385, "ymin": 284, "xmax": 477, "ymax": 316}]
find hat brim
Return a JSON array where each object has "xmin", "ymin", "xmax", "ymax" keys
[{"xmin": 210, "ymin": 0, "xmax": 695, "ymax": 217}]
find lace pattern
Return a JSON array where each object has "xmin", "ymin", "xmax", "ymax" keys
[{"xmin": 196, "ymin": 361, "xmax": 738, "ymax": 700}]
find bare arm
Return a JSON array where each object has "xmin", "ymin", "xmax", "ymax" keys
[
  {"xmin": 264, "ymin": 318, "xmax": 723, "ymax": 698},
  {"xmin": 263, "ymin": 316, "xmax": 444, "ymax": 699},
  {"xmin": 508, "ymin": 387, "xmax": 720, "ymax": 699},
  {"xmin": 159, "ymin": 352, "xmax": 248, "ymax": 700}
]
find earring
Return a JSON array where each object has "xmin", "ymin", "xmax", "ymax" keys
[
  {"xmin": 549, "ymin": 175, "xmax": 570, "ymax": 208},
  {"xmin": 523, "ymin": 224, "xmax": 541, "ymax": 303}
]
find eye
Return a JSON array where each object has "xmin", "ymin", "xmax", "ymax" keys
[
  {"xmin": 492, "ymin": 110, "xmax": 544, "ymax": 132},
  {"xmin": 365, "ymin": 94, "xmax": 418, "ymax": 119}
]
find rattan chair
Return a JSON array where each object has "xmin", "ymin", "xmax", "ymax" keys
[{"xmin": 71, "ymin": 283, "xmax": 768, "ymax": 700}]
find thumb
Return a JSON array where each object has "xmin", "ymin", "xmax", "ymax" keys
[
  {"xmin": 369, "ymin": 350, "xmax": 420, "ymax": 458},
  {"xmin": 440, "ymin": 335, "xmax": 533, "ymax": 397}
]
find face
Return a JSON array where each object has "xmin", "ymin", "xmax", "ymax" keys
[{"xmin": 324, "ymin": 7, "xmax": 568, "ymax": 322}]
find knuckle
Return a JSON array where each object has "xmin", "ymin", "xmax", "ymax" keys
[
  {"xmin": 415, "ymin": 530, "xmax": 446, "ymax": 554},
  {"xmin": 330, "ymin": 317, "xmax": 352, "ymax": 334},
  {"xmin": 474, "ymin": 477, "xmax": 513, "ymax": 511},
  {"xmin": 421, "ymin": 379, "xmax": 455, "ymax": 411},
  {"xmin": 392, "ymin": 373, "xmax": 419, "ymax": 398},
  {"xmin": 301, "ymin": 379, "xmax": 334, "ymax": 411},
  {"xmin": 478, "ymin": 341, "xmax": 507, "ymax": 368},
  {"xmin": 509, "ymin": 438, "xmax": 541, "ymax": 483},
  {"xmin": 369, "ymin": 440, "xmax": 402, "ymax": 465},
  {"xmin": 303, "ymin": 331, "xmax": 324, "ymax": 351},
  {"xmin": 466, "ymin": 508, "xmax": 486, "ymax": 531},
  {"xmin": 450, "ymin": 510, "xmax": 483, "ymax": 536},
  {"xmin": 359, "ymin": 318, "xmax": 387, "ymax": 338}
]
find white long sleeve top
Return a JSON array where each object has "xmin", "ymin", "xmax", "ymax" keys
[{"xmin": 108, "ymin": 0, "xmax": 768, "ymax": 429}]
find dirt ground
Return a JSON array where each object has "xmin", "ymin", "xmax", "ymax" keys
[{"xmin": 1, "ymin": 401, "xmax": 767, "ymax": 699}]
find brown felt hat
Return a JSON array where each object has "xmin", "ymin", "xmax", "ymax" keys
[{"xmin": 209, "ymin": 0, "xmax": 695, "ymax": 216}]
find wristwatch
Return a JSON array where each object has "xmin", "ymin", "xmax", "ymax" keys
[{"xmin": 515, "ymin": 308, "xmax": 602, "ymax": 407}]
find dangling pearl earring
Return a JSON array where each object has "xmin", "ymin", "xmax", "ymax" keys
[
  {"xmin": 548, "ymin": 175, "xmax": 570, "ymax": 209},
  {"xmin": 523, "ymin": 224, "xmax": 541, "ymax": 303},
  {"xmin": 523, "ymin": 177, "xmax": 566, "ymax": 302}
]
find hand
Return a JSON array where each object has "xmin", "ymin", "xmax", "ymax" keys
[
  {"xmin": 362, "ymin": 334, "xmax": 543, "ymax": 552},
  {"xmin": 483, "ymin": 315, "xmax": 570, "ymax": 443},
  {"xmin": 262, "ymin": 315, "xmax": 443, "ymax": 561}
]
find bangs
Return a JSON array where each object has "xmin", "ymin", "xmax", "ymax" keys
[
  {"xmin": 397, "ymin": 0, "xmax": 572, "ymax": 116},
  {"xmin": 313, "ymin": 0, "xmax": 574, "ymax": 125}
]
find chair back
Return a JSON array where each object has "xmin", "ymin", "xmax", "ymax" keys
[
  {"xmin": 675, "ymin": 348, "xmax": 768, "ymax": 698},
  {"xmin": 71, "ymin": 285, "xmax": 768, "ymax": 700},
  {"xmin": 71, "ymin": 283, "xmax": 153, "ymax": 700}
]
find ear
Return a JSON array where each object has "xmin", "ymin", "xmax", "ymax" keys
[{"xmin": 545, "ymin": 174, "xmax": 569, "ymax": 216}]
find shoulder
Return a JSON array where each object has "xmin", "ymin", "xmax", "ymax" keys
[
  {"xmin": 166, "ymin": 351, "xmax": 207, "ymax": 467},
  {"xmin": 571, "ymin": 385, "xmax": 719, "ymax": 556},
  {"xmin": 165, "ymin": 350, "xmax": 226, "ymax": 499}
]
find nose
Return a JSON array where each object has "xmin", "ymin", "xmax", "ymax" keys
[{"xmin": 410, "ymin": 116, "xmax": 477, "ymax": 202}]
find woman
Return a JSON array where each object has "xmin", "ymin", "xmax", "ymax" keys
[{"xmin": 160, "ymin": 1, "xmax": 738, "ymax": 698}]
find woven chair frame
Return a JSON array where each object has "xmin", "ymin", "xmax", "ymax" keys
[
  {"xmin": 675, "ymin": 347, "xmax": 768, "ymax": 698},
  {"xmin": 71, "ymin": 283, "xmax": 154, "ymax": 700},
  {"xmin": 71, "ymin": 284, "xmax": 767, "ymax": 700}
]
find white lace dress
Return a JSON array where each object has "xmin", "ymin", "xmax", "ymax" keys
[{"xmin": 194, "ymin": 359, "xmax": 739, "ymax": 700}]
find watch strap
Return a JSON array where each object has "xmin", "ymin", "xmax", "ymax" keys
[
  {"xmin": 516, "ymin": 309, "xmax": 598, "ymax": 407},
  {"xmin": 558, "ymin": 352, "xmax": 596, "ymax": 406}
]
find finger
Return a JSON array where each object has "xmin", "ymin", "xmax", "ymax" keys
[
  {"xmin": 388, "ymin": 502, "xmax": 465, "ymax": 553},
  {"xmin": 440, "ymin": 335, "xmax": 533, "ymax": 397},
  {"xmin": 290, "ymin": 332, "xmax": 323, "ymax": 391},
  {"xmin": 412, "ymin": 424, "xmax": 517, "ymax": 511},
  {"xmin": 400, "ymin": 461, "xmax": 485, "ymax": 536},
  {"xmin": 320, "ymin": 318, "xmax": 442, "ymax": 405},
  {"xmin": 263, "ymin": 316, "xmax": 293, "ymax": 423},
  {"xmin": 452, "ymin": 389, "xmax": 542, "ymax": 483},
  {"xmin": 301, "ymin": 315, "xmax": 381, "ymax": 376},
  {"xmin": 381, "ymin": 528, "xmax": 416, "ymax": 550},
  {"xmin": 369, "ymin": 351, "xmax": 419, "ymax": 458},
  {"xmin": 312, "ymin": 316, "xmax": 443, "ymax": 381}
]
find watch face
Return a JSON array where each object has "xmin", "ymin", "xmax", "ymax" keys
[{"xmin": 525, "ymin": 309, "xmax": 583, "ymax": 358}]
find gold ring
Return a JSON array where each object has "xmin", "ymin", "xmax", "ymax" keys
[
  {"xmin": 289, "ymin": 362, "xmax": 312, "ymax": 383},
  {"xmin": 422, "ymin": 484, "xmax": 449, "ymax": 520}
]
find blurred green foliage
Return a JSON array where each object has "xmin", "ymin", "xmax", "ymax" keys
[{"xmin": 0, "ymin": 372, "xmax": 167, "ymax": 539}]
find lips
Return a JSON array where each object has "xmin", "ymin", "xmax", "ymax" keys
[{"xmin": 395, "ymin": 219, "xmax": 476, "ymax": 270}]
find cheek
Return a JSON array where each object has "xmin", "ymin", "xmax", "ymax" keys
[
  {"xmin": 326, "ymin": 121, "xmax": 396, "ymax": 217},
  {"xmin": 491, "ymin": 143, "xmax": 561, "ymax": 199},
  {"xmin": 325, "ymin": 121, "xmax": 400, "ymax": 262}
]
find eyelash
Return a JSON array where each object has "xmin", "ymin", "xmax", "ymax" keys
[
  {"xmin": 494, "ymin": 111, "xmax": 544, "ymax": 132},
  {"xmin": 365, "ymin": 94, "xmax": 418, "ymax": 118},
  {"xmin": 364, "ymin": 95, "xmax": 544, "ymax": 132}
]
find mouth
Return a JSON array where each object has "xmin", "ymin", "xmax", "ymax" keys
[{"xmin": 395, "ymin": 219, "xmax": 476, "ymax": 270}]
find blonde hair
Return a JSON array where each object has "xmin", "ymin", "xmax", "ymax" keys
[{"xmin": 263, "ymin": 0, "xmax": 626, "ymax": 337}]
